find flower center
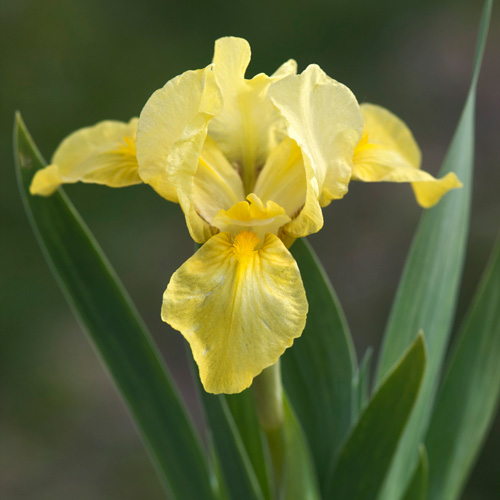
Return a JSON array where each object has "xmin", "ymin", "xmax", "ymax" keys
[
  {"xmin": 232, "ymin": 231, "xmax": 261, "ymax": 261},
  {"xmin": 212, "ymin": 193, "xmax": 291, "ymax": 241},
  {"xmin": 113, "ymin": 135, "xmax": 137, "ymax": 157}
]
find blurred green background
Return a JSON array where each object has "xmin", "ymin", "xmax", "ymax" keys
[{"xmin": 1, "ymin": 0, "xmax": 498, "ymax": 498}]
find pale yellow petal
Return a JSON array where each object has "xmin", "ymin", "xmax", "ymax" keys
[
  {"xmin": 208, "ymin": 37, "xmax": 289, "ymax": 193},
  {"xmin": 136, "ymin": 66, "xmax": 223, "ymax": 242},
  {"xmin": 212, "ymin": 193, "xmax": 290, "ymax": 240},
  {"xmin": 162, "ymin": 231, "xmax": 308, "ymax": 394},
  {"xmin": 30, "ymin": 165, "xmax": 62, "ymax": 196},
  {"xmin": 193, "ymin": 136, "xmax": 245, "ymax": 224},
  {"xmin": 30, "ymin": 118, "xmax": 141, "ymax": 196},
  {"xmin": 254, "ymin": 137, "xmax": 306, "ymax": 218},
  {"xmin": 352, "ymin": 103, "xmax": 462, "ymax": 207},
  {"xmin": 412, "ymin": 173, "xmax": 462, "ymax": 208},
  {"xmin": 268, "ymin": 64, "xmax": 363, "ymax": 237},
  {"xmin": 353, "ymin": 103, "xmax": 421, "ymax": 178},
  {"xmin": 271, "ymin": 59, "xmax": 298, "ymax": 79}
]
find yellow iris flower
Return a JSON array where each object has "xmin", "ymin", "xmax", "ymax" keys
[{"xmin": 30, "ymin": 37, "xmax": 461, "ymax": 394}]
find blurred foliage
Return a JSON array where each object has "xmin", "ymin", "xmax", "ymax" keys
[{"xmin": 1, "ymin": 0, "xmax": 498, "ymax": 498}]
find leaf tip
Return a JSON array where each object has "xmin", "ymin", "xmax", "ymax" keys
[
  {"xmin": 414, "ymin": 330, "xmax": 427, "ymax": 363},
  {"xmin": 14, "ymin": 110, "xmax": 26, "ymax": 135}
]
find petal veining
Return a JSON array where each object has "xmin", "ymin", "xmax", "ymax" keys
[
  {"xmin": 208, "ymin": 37, "xmax": 290, "ymax": 193},
  {"xmin": 194, "ymin": 136, "xmax": 245, "ymax": 224},
  {"xmin": 162, "ymin": 231, "xmax": 308, "ymax": 394},
  {"xmin": 268, "ymin": 64, "xmax": 363, "ymax": 237},
  {"xmin": 136, "ymin": 66, "xmax": 223, "ymax": 242},
  {"xmin": 30, "ymin": 118, "xmax": 140, "ymax": 196},
  {"xmin": 352, "ymin": 103, "xmax": 462, "ymax": 207},
  {"xmin": 254, "ymin": 137, "xmax": 306, "ymax": 219}
]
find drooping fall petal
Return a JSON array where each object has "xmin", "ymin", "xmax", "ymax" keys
[
  {"xmin": 136, "ymin": 66, "xmax": 223, "ymax": 242},
  {"xmin": 352, "ymin": 103, "xmax": 462, "ymax": 207},
  {"xmin": 268, "ymin": 64, "xmax": 363, "ymax": 238},
  {"xmin": 162, "ymin": 231, "xmax": 308, "ymax": 394},
  {"xmin": 30, "ymin": 119, "xmax": 140, "ymax": 196}
]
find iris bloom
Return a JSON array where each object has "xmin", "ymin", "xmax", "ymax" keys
[{"xmin": 31, "ymin": 37, "xmax": 461, "ymax": 394}]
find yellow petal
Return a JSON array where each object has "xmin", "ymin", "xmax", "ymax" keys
[
  {"xmin": 208, "ymin": 37, "xmax": 290, "ymax": 193},
  {"xmin": 268, "ymin": 64, "xmax": 363, "ymax": 237},
  {"xmin": 30, "ymin": 165, "xmax": 62, "ymax": 196},
  {"xmin": 30, "ymin": 118, "xmax": 140, "ymax": 196},
  {"xmin": 212, "ymin": 193, "xmax": 290, "ymax": 240},
  {"xmin": 412, "ymin": 173, "xmax": 462, "ymax": 208},
  {"xmin": 162, "ymin": 231, "xmax": 308, "ymax": 394},
  {"xmin": 194, "ymin": 136, "xmax": 245, "ymax": 224},
  {"xmin": 136, "ymin": 66, "xmax": 223, "ymax": 243},
  {"xmin": 271, "ymin": 59, "xmax": 298, "ymax": 79},
  {"xmin": 254, "ymin": 137, "xmax": 306, "ymax": 218},
  {"xmin": 352, "ymin": 103, "xmax": 462, "ymax": 207}
]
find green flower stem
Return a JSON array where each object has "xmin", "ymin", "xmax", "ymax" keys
[
  {"xmin": 253, "ymin": 361, "xmax": 284, "ymax": 431},
  {"xmin": 253, "ymin": 360, "xmax": 285, "ymax": 494}
]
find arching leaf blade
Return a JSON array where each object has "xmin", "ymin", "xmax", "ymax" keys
[
  {"xmin": 14, "ymin": 113, "xmax": 215, "ymax": 500},
  {"xmin": 374, "ymin": 2, "xmax": 492, "ymax": 498},
  {"xmin": 282, "ymin": 238, "xmax": 356, "ymax": 488},
  {"xmin": 401, "ymin": 445, "xmax": 429, "ymax": 500},
  {"xmin": 325, "ymin": 334, "xmax": 427, "ymax": 500},
  {"xmin": 426, "ymin": 236, "xmax": 500, "ymax": 500}
]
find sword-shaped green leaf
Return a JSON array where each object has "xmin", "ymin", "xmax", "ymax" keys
[
  {"xmin": 426, "ymin": 237, "xmax": 500, "ymax": 500},
  {"xmin": 374, "ymin": 2, "xmax": 492, "ymax": 498},
  {"xmin": 282, "ymin": 395, "xmax": 321, "ymax": 500},
  {"xmin": 352, "ymin": 347, "xmax": 373, "ymax": 423},
  {"xmin": 14, "ymin": 113, "xmax": 215, "ymax": 500},
  {"xmin": 200, "ymin": 390, "xmax": 266, "ymax": 500},
  {"xmin": 225, "ymin": 390, "xmax": 273, "ymax": 500},
  {"xmin": 282, "ymin": 238, "xmax": 356, "ymax": 488},
  {"xmin": 325, "ymin": 334, "xmax": 427, "ymax": 500},
  {"xmin": 401, "ymin": 445, "xmax": 429, "ymax": 500}
]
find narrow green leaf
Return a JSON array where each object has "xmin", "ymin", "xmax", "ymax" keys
[
  {"xmin": 325, "ymin": 334, "xmax": 427, "ymax": 500},
  {"xmin": 401, "ymin": 445, "xmax": 429, "ymax": 500},
  {"xmin": 374, "ymin": 2, "xmax": 492, "ymax": 498},
  {"xmin": 282, "ymin": 394, "xmax": 321, "ymax": 500},
  {"xmin": 282, "ymin": 238, "xmax": 356, "ymax": 487},
  {"xmin": 200, "ymin": 390, "xmax": 265, "ymax": 500},
  {"xmin": 225, "ymin": 390, "xmax": 273, "ymax": 500},
  {"xmin": 425, "ymin": 236, "xmax": 500, "ymax": 500},
  {"xmin": 14, "ymin": 113, "xmax": 215, "ymax": 500},
  {"xmin": 352, "ymin": 347, "xmax": 373, "ymax": 423},
  {"xmin": 208, "ymin": 438, "xmax": 231, "ymax": 500}
]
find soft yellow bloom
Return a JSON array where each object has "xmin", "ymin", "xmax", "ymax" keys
[
  {"xmin": 136, "ymin": 37, "xmax": 363, "ymax": 393},
  {"xmin": 352, "ymin": 104, "xmax": 462, "ymax": 207},
  {"xmin": 29, "ymin": 37, "xmax": 461, "ymax": 394}
]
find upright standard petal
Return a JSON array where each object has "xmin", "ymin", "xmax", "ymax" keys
[
  {"xmin": 193, "ymin": 136, "xmax": 245, "ymax": 224},
  {"xmin": 162, "ymin": 231, "xmax": 308, "ymax": 394},
  {"xmin": 352, "ymin": 103, "xmax": 462, "ymax": 207},
  {"xmin": 254, "ymin": 137, "xmax": 306, "ymax": 219},
  {"xmin": 268, "ymin": 64, "xmax": 363, "ymax": 238},
  {"xmin": 30, "ymin": 119, "xmax": 140, "ymax": 196},
  {"xmin": 136, "ymin": 67, "xmax": 223, "ymax": 242},
  {"xmin": 271, "ymin": 59, "xmax": 298, "ymax": 80},
  {"xmin": 208, "ymin": 37, "xmax": 290, "ymax": 193}
]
